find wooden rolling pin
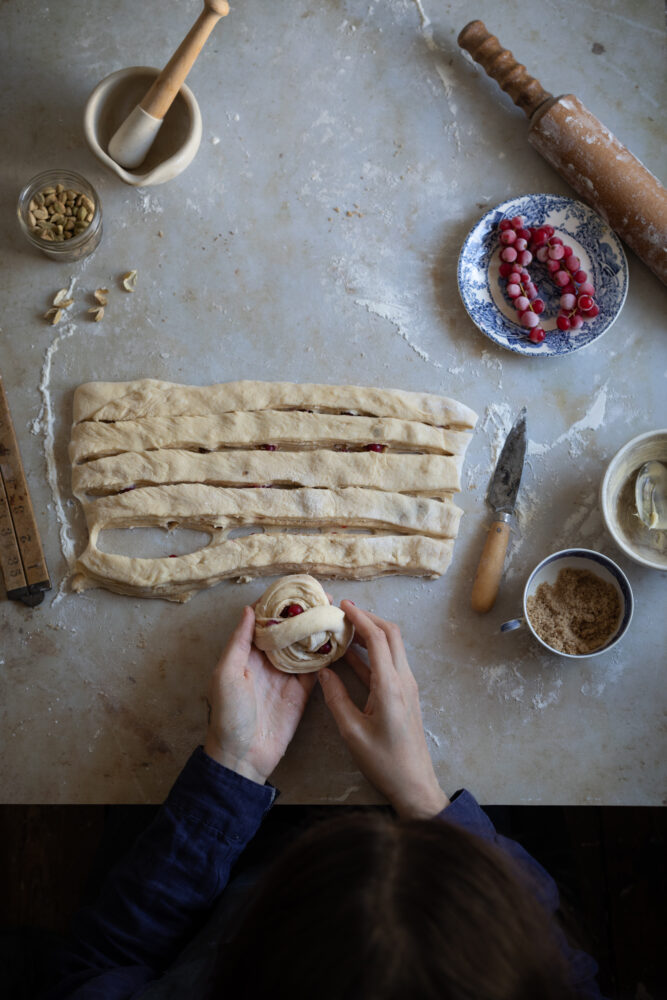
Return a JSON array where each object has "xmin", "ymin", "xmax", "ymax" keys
[
  {"xmin": 109, "ymin": 0, "xmax": 230, "ymax": 169},
  {"xmin": 458, "ymin": 20, "xmax": 667, "ymax": 285}
]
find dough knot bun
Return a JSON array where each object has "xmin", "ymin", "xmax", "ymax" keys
[{"xmin": 254, "ymin": 574, "xmax": 354, "ymax": 673}]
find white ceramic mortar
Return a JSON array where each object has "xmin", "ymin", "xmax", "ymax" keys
[{"xmin": 83, "ymin": 66, "xmax": 202, "ymax": 186}]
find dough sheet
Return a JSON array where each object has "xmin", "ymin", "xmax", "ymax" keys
[{"xmin": 70, "ymin": 379, "xmax": 477, "ymax": 600}]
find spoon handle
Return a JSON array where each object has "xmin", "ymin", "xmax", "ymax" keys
[{"xmin": 140, "ymin": 0, "xmax": 230, "ymax": 121}]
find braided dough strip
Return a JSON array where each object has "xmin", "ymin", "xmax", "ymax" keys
[
  {"xmin": 72, "ymin": 449, "xmax": 463, "ymax": 498},
  {"xmin": 80, "ymin": 485, "xmax": 463, "ymax": 539},
  {"xmin": 70, "ymin": 412, "xmax": 471, "ymax": 464},
  {"xmin": 254, "ymin": 575, "xmax": 354, "ymax": 673},
  {"xmin": 73, "ymin": 379, "xmax": 478, "ymax": 429},
  {"xmin": 72, "ymin": 533, "xmax": 455, "ymax": 601}
]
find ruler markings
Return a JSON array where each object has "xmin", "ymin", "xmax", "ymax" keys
[{"xmin": 0, "ymin": 374, "xmax": 51, "ymax": 605}]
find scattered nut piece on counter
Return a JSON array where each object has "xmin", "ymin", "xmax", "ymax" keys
[
  {"xmin": 44, "ymin": 307, "xmax": 64, "ymax": 325},
  {"xmin": 88, "ymin": 306, "xmax": 105, "ymax": 322},
  {"xmin": 28, "ymin": 183, "xmax": 95, "ymax": 243},
  {"xmin": 53, "ymin": 288, "xmax": 73, "ymax": 307},
  {"xmin": 94, "ymin": 288, "xmax": 109, "ymax": 305},
  {"xmin": 121, "ymin": 270, "xmax": 138, "ymax": 292}
]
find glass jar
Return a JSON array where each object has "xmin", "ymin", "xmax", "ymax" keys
[{"xmin": 17, "ymin": 169, "xmax": 103, "ymax": 262}]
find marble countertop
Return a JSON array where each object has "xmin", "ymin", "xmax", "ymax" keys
[{"xmin": 0, "ymin": 0, "xmax": 665, "ymax": 805}]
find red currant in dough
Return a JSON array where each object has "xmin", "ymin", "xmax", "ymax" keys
[
  {"xmin": 318, "ymin": 642, "xmax": 333, "ymax": 654},
  {"xmin": 281, "ymin": 604, "xmax": 304, "ymax": 618}
]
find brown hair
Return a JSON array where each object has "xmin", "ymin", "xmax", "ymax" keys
[{"xmin": 212, "ymin": 811, "xmax": 575, "ymax": 1000}]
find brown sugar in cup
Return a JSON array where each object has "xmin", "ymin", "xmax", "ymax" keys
[
  {"xmin": 526, "ymin": 567, "xmax": 621, "ymax": 656},
  {"xmin": 501, "ymin": 548, "xmax": 633, "ymax": 659}
]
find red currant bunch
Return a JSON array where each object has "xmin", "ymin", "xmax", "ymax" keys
[{"xmin": 497, "ymin": 216, "xmax": 599, "ymax": 343}]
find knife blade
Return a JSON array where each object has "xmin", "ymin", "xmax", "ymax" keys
[{"xmin": 471, "ymin": 407, "xmax": 526, "ymax": 613}]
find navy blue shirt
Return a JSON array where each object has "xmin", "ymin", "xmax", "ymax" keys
[{"xmin": 43, "ymin": 747, "xmax": 604, "ymax": 999}]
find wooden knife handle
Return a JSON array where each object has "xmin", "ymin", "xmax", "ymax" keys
[
  {"xmin": 457, "ymin": 20, "xmax": 553, "ymax": 119},
  {"xmin": 471, "ymin": 518, "xmax": 511, "ymax": 613}
]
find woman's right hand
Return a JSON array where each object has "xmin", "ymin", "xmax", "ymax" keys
[{"xmin": 319, "ymin": 601, "xmax": 449, "ymax": 819}]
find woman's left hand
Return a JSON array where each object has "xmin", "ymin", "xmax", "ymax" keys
[{"xmin": 204, "ymin": 605, "xmax": 317, "ymax": 785}]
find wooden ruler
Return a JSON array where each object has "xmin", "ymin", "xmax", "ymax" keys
[{"xmin": 0, "ymin": 373, "xmax": 51, "ymax": 606}]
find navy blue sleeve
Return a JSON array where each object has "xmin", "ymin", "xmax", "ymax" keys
[
  {"xmin": 43, "ymin": 747, "xmax": 275, "ymax": 1000},
  {"xmin": 439, "ymin": 790, "xmax": 607, "ymax": 1000}
]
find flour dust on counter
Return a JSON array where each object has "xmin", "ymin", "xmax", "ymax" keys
[{"xmin": 69, "ymin": 378, "xmax": 478, "ymax": 600}]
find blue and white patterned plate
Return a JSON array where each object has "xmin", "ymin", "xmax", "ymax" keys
[{"xmin": 457, "ymin": 194, "xmax": 628, "ymax": 357}]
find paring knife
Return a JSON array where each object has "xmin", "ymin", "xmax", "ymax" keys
[{"xmin": 471, "ymin": 407, "xmax": 527, "ymax": 613}]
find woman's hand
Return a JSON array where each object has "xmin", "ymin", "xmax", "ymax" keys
[
  {"xmin": 319, "ymin": 601, "xmax": 449, "ymax": 819},
  {"xmin": 204, "ymin": 605, "xmax": 316, "ymax": 785}
]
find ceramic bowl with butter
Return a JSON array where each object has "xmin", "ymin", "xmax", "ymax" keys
[{"xmin": 601, "ymin": 429, "xmax": 667, "ymax": 571}]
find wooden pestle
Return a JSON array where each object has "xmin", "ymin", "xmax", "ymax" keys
[
  {"xmin": 139, "ymin": 0, "xmax": 230, "ymax": 121},
  {"xmin": 458, "ymin": 20, "xmax": 667, "ymax": 285},
  {"xmin": 109, "ymin": 0, "xmax": 230, "ymax": 169}
]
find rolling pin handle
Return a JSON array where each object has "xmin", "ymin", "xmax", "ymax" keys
[{"xmin": 458, "ymin": 20, "xmax": 553, "ymax": 119}]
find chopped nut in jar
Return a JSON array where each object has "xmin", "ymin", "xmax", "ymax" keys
[{"xmin": 29, "ymin": 184, "xmax": 95, "ymax": 243}]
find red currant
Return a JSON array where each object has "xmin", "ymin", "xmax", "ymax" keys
[
  {"xmin": 281, "ymin": 603, "xmax": 304, "ymax": 618},
  {"xmin": 500, "ymin": 247, "xmax": 518, "ymax": 262},
  {"xmin": 520, "ymin": 310, "xmax": 539, "ymax": 329},
  {"xmin": 529, "ymin": 327, "xmax": 546, "ymax": 343}
]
